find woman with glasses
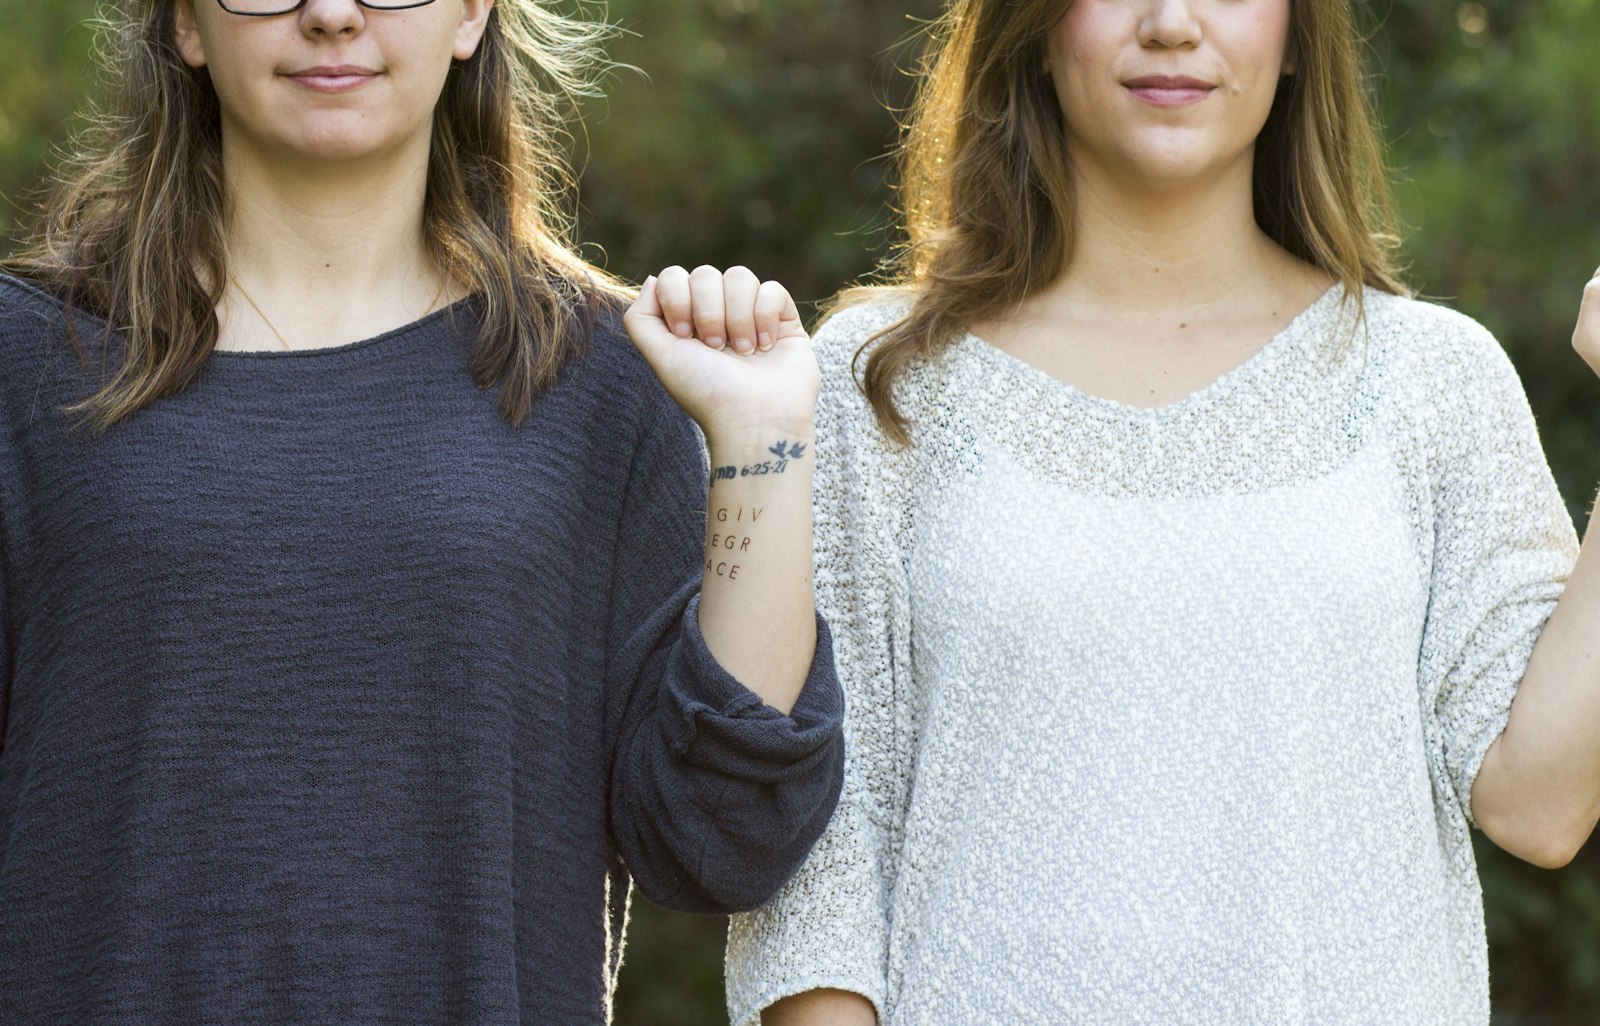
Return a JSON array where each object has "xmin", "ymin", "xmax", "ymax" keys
[{"xmin": 0, "ymin": 2, "xmax": 842, "ymax": 1023}]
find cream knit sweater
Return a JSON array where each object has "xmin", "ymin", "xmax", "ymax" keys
[{"xmin": 725, "ymin": 287, "xmax": 1577, "ymax": 1026}]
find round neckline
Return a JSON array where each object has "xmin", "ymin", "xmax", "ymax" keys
[
  {"xmin": 208, "ymin": 297, "xmax": 476, "ymax": 362},
  {"xmin": 953, "ymin": 283, "xmax": 1346, "ymax": 421},
  {"xmin": 0, "ymin": 272, "xmax": 475, "ymax": 367}
]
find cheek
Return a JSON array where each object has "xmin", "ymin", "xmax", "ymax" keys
[
  {"xmin": 1222, "ymin": 5, "xmax": 1293, "ymax": 90},
  {"xmin": 185, "ymin": 18, "xmax": 278, "ymax": 107},
  {"xmin": 1053, "ymin": 2, "xmax": 1121, "ymax": 68},
  {"xmin": 1049, "ymin": 7, "xmax": 1124, "ymax": 121}
]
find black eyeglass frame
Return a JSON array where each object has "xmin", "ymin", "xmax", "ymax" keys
[{"xmin": 216, "ymin": 0, "xmax": 440, "ymax": 15}]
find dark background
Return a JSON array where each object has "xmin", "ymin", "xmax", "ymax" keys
[{"xmin": 3, "ymin": 1, "xmax": 1598, "ymax": 1023}]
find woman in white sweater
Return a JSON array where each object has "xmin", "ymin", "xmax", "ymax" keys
[{"xmin": 711, "ymin": 0, "xmax": 1600, "ymax": 1023}]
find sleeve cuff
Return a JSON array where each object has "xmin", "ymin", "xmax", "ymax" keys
[
  {"xmin": 662, "ymin": 595, "xmax": 844, "ymax": 782},
  {"xmin": 728, "ymin": 976, "xmax": 885, "ymax": 1026},
  {"xmin": 725, "ymin": 799, "xmax": 891, "ymax": 1025}
]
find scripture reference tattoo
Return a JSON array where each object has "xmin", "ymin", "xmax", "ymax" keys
[
  {"xmin": 703, "ymin": 439, "xmax": 808, "ymax": 581},
  {"xmin": 710, "ymin": 439, "xmax": 809, "ymax": 488}
]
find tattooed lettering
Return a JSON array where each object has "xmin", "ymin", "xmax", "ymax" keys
[
  {"xmin": 705, "ymin": 506, "xmax": 765, "ymax": 583},
  {"xmin": 709, "ymin": 440, "xmax": 810, "ymax": 487}
]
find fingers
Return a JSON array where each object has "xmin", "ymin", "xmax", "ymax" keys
[
  {"xmin": 640, "ymin": 264, "xmax": 804, "ymax": 355},
  {"xmin": 1573, "ymin": 265, "xmax": 1600, "ymax": 374},
  {"xmin": 754, "ymin": 280, "xmax": 788, "ymax": 351},
  {"xmin": 688, "ymin": 265, "xmax": 729, "ymax": 352},
  {"xmin": 723, "ymin": 266, "xmax": 760, "ymax": 355},
  {"xmin": 1578, "ymin": 266, "xmax": 1600, "ymax": 337},
  {"xmin": 655, "ymin": 265, "xmax": 694, "ymax": 341}
]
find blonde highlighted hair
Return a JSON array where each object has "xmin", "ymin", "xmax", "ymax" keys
[
  {"xmin": 5, "ymin": 0, "xmax": 624, "ymax": 429},
  {"xmin": 842, "ymin": 0, "xmax": 1409, "ymax": 446}
]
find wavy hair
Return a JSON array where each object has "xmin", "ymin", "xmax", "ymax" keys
[
  {"xmin": 4, "ymin": 0, "xmax": 623, "ymax": 429},
  {"xmin": 841, "ymin": 0, "xmax": 1408, "ymax": 446}
]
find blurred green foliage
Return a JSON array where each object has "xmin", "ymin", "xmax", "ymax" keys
[{"xmin": 2, "ymin": 1, "xmax": 1598, "ymax": 1024}]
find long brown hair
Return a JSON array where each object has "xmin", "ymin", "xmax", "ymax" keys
[
  {"xmin": 843, "ymin": 0, "xmax": 1408, "ymax": 446},
  {"xmin": 4, "ymin": 0, "xmax": 624, "ymax": 430}
]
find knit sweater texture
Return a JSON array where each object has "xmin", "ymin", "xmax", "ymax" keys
[
  {"xmin": 0, "ymin": 273, "xmax": 844, "ymax": 1025},
  {"xmin": 726, "ymin": 286, "xmax": 1577, "ymax": 1026}
]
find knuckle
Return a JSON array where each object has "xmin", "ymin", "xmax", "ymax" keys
[{"xmin": 690, "ymin": 264, "xmax": 722, "ymax": 280}]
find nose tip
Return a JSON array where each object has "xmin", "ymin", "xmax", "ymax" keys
[{"xmin": 300, "ymin": 0, "xmax": 367, "ymax": 31}]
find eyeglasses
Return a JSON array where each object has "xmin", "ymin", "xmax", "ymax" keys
[{"xmin": 217, "ymin": 0, "xmax": 439, "ymax": 15}]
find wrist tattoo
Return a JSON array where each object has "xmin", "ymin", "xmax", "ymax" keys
[
  {"xmin": 704, "ymin": 506, "xmax": 766, "ymax": 583},
  {"xmin": 710, "ymin": 439, "xmax": 809, "ymax": 488}
]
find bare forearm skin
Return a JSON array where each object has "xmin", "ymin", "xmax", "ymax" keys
[
  {"xmin": 763, "ymin": 988, "xmax": 878, "ymax": 1026},
  {"xmin": 697, "ymin": 425, "xmax": 817, "ymax": 717},
  {"xmin": 1474, "ymin": 506, "xmax": 1600, "ymax": 868}
]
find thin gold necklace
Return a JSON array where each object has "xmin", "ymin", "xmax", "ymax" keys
[{"xmin": 228, "ymin": 272, "xmax": 448, "ymax": 351}]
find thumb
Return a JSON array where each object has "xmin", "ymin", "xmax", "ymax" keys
[
  {"xmin": 623, "ymin": 276, "xmax": 676, "ymax": 363},
  {"xmin": 1577, "ymin": 266, "xmax": 1600, "ymax": 357},
  {"xmin": 634, "ymin": 274, "xmax": 664, "ymax": 319}
]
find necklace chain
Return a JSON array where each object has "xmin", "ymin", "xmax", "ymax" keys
[{"xmin": 227, "ymin": 272, "xmax": 448, "ymax": 352}]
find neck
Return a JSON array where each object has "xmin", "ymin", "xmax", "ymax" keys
[
  {"xmin": 216, "ymin": 125, "xmax": 450, "ymax": 349},
  {"xmin": 222, "ymin": 126, "xmax": 437, "ymax": 306},
  {"xmin": 1048, "ymin": 150, "xmax": 1299, "ymax": 315}
]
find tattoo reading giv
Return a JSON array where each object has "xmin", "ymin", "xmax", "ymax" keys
[
  {"xmin": 705, "ymin": 506, "xmax": 763, "ymax": 581},
  {"xmin": 710, "ymin": 439, "xmax": 809, "ymax": 486}
]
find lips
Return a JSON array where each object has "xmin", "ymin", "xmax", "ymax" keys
[
  {"xmin": 1124, "ymin": 75, "xmax": 1216, "ymax": 107},
  {"xmin": 285, "ymin": 65, "xmax": 381, "ymax": 93}
]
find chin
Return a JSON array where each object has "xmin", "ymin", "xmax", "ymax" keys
[
  {"xmin": 286, "ymin": 121, "xmax": 413, "ymax": 163},
  {"xmin": 1112, "ymin": 137, "xmax": 1251, "ymax": 191}
]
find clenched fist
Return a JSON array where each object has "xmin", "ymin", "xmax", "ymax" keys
[{"xmin": 623, "ymin": 265, "xmax": 820, "ymax": 447}]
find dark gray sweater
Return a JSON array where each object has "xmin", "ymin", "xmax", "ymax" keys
[{"xmin": 0, "ymin": 274, "xmax": 844, "ymax": 1025}]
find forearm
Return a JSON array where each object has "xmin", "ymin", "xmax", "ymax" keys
[
  {"xmin": 697, "ymin": 424, "xmax": 818, "ymax": 716},
  {"xmin": 1473, "ymin": 511, "xmax": 1600, "ymax": 867},
  {"xmin": 763, "ymin": 989, "xmax": 878, "ymax": 1026}
]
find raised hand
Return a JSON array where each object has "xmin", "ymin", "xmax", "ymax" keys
[
  {"xmin": 622, "ymin": 264, "xmax": 822, "ymax": 716},
  {"xmin": 623, "ymin": 265, "xmax": 820, "ymax": 445},
  {"xmin": 1575, "ymin": 264, "xmax": 1600, "ymax": 376}
]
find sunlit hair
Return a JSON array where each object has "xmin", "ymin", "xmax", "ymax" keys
[
  {"xmin": 4, "ymin": 0, "xmax": 624, "ymax": 429},
  {"xmin": 837, "ymin": 0, "xmax": 1409, "ymax": 447}
]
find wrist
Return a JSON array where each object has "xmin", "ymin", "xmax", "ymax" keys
[
  {"xmin": 704, "ymin": 420, "xmax": 816, "ymax": 457},
  {"xmin": 706, "ymin": 425, "xmax": 816, "ymax": 490}
]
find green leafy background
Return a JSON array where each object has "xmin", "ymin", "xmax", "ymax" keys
[{"xmin": 3, "ymin": 1, "xmax": 1597, "ymax": 1022}]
